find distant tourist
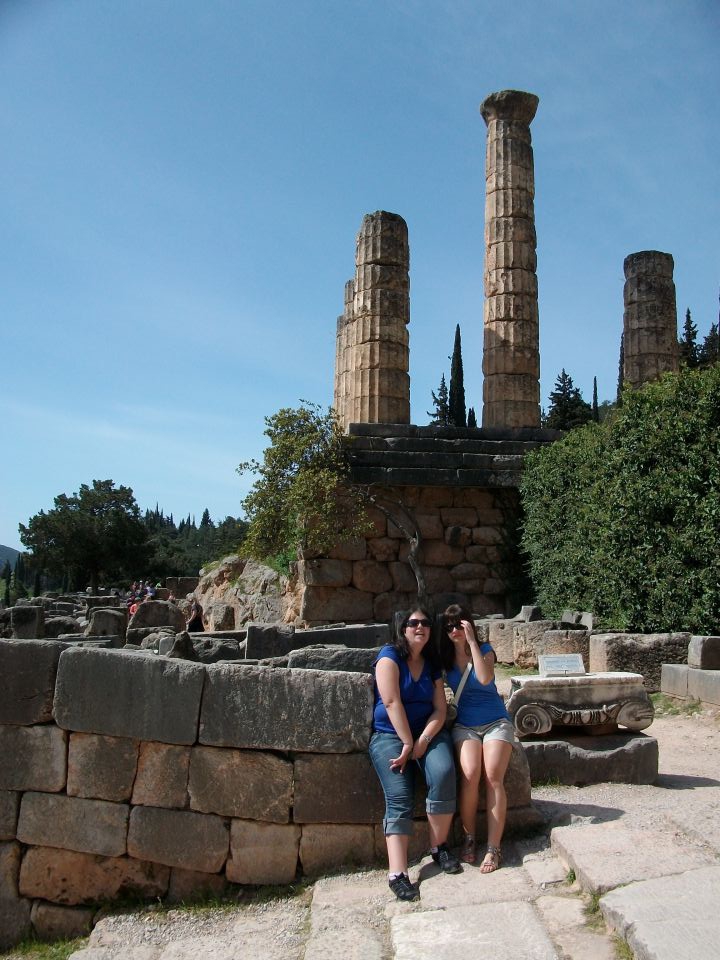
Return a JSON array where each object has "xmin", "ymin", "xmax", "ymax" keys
[
  {"xmin": 369, "ymin": 607, "xmax": 460, "ymax": 902},
  {"xmin": 186, "ymin": 600, "xmax": 204, "ymax": 632},
  {"xmin": 437, "ymin": 603, "xmax": 515, "ymax": 872}
]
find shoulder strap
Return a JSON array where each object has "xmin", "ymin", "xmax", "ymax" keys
[{"xmin": 454, "ymin": 662, "xmax": 472, "ymax": 703}]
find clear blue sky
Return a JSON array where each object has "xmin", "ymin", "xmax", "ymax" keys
[{"xmin": 2, "ymin": 0, "xmax": 718, "ymax": 551}]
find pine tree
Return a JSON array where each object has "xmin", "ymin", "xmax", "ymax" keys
[
  {"xmin": 544, "ymin": 369, "xmax": 593, "ymax": 431},
  {"xmin": 200, "ymin": 508, "xmax": 211, "ymax": 527},
  {"xmin": 427, "ymin": 374, "xmax": 451, "ymax": 425},
  {"xmin": 592, "ymin": 377, "xmax": 599, "ymax": 422},
  {"xmin": 448, "ymin": 324, "xmax": 467, "ymax": 428},
  {"xmin": 679, "ymin": 308, "xmax": 699, "ymax": 367},
  {"xmin": 467, "ymin": 406, "xmax": 477, "ymax": 428},
  {"xmin": 699, "ymin": 322, "xmax": 720, "ymax": 367},
  {"xmin": 617, "ymin": 332, "xmax": 625, "ymax": 406}
]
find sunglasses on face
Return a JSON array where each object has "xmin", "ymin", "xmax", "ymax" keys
[
  {"xmin": 406, "ymin": 618, "xmax": 432, "ymax": 628},
  {"xmin": 446, "ymin": 621, "xmax": 463, "ymax": 632}
]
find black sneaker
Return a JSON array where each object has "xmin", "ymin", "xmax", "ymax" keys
[
  {"xmin": 431, "ymin": 843, "xmax": 462, "ymax": 874},
  {"xmin": 389, "ymin": 873, "xmax": 420, "ymax": 901}
]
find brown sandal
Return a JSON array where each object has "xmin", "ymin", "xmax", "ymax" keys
[{"xmin": 480, "ymin": 844, "xmax": 502, "ymax": 873}]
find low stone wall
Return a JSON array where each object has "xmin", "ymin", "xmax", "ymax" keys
[
  {"xmin": 0, "ymin": 638, "xmax": 534, "ymax": 947},
  {"xmin": 590, "ymin": 632, "xmax": 690, "ymax": 692}
]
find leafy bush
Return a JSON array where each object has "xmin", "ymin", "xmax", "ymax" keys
[{"xmin": 521, "ymin": 364, "xmax": 720, "ymax": 632}]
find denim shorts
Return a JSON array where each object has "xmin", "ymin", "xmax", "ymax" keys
[
  {"xmin": 369, "ymin": 730, "xmax": 457, "ymax": 836},
  {"xmin": 451, "ymin": 717, "xmax": 516, "ymax": 745}
]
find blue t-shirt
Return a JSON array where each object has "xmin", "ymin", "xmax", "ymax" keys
[
  {"xmin": 446, "ymin": 650, "xmax": 509, "ymax": 727},
  {"xmin": 373, "ymin": 644, "xmax": 441, "ymax": 737}
]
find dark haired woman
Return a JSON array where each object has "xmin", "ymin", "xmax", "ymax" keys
[
  {"xmin": 438, "ymin": 603, "xmax": 516, "ymax": 872},
  {"xmin": 369, "ymin": 608, "xmax": 461, "ymax": 901}
]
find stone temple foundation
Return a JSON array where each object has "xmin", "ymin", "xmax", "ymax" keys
[{"xmin": 623, "ymin": 250, "xmax": 679, "ymax": 389}]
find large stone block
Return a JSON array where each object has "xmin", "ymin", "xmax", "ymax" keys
[
  {"xmin": 10, "ymin": 604, "xmax": 44, "ymax": 639},
  {"xmin": 131, "ymin": 741, "xmax": 190, "ymax": 809},
  {"xmin": 0, "ymin": 894, "xmax": 32, "ymax": 950},
  {"xmin": 513, "ymin": 625, "xmax": 587, "ymax": 670},
  {"xmin": 294, "ymin": 753, "xmax": 384, "ymax": 823},
  {"xmin": 0, "ymin": 638, "xmax": 64, "ymax": 724},
  {"xmin": 293, "ymin": 623, "xmax": 389, "ymax": 649},
  {"xmin": 54, "ymin": 647, "xmax": 205, "ymax": 744},
  {"xmin": 487, "ymin": 619, "xmax": 515, "ymax": 664},
  {"xmin": 200, "ymin": 665, "xmax": 373, "ymax": 753},
  {"xmin": 127, "ymin": 806, "xmax": 228, "ymax": 872},
  {"xmin": 166, "ymin": 867, "xmax": 228, "ymax": 904},
  {"xmin": 245, "ymin": 623, "xmax": 295, "ymax": 659},
  {"xmin": 688, "ymin": 636, "xmax": 720, "ymax": 670},
  {"xmin": 19, "ymin": 845, "xmax": 169, "ymax": 905},
  {"xmin": 0, "ymin": 724, "xmax": 67, "ymax": 792},
  {"xmin": 522, "ymin": 732, "xmax": 658, "ymax": 786},
  {"xmin": 660, "ymin": 663, "xmax": 688, "ymax": 699},
  {"xmin": 287, "ymin": 645, "xmax": 380, "ymax": 674},
  {"xmin": 687, "ymin": 668, "xmax": 720, "ymax": 706},
  {"xmin": 299, "ymin": 824, "xmax": 376, "ymax": 876},
  {"xmin": 590, "ymin": 633, "xmax": 690, "ymax": 692},
  {"xmin": 226, "ymin": 820, "xmax": 300, "ymax": 885},
  {"xmin": 128, "ymin": 599, "xmax": 186, "ymax": 631},
  {"xmin": 351, "ymin": 560, "xmax": 393, "ymax": 594},
  {"xmin": 299, "ymin": 585, "xmax": 374, "ymax": 623},
  {"xmin": 86, "ymin": 607, "xmax": 127, "ymax": 639},
  {"xmin": 67, "ymin": 732, "xmax": 138, "ymax": 801},
  {"xmin": 298, "ymin": 558, "xmax": 353, "ymax": 587},
  {"xmin": 0, "ymin": 840, "xmax": 22, "ymax": 896},
  {"xmin": 30, "ymin": 901, "xmax": 95, "ymax": 942},
  {"xmin": 188, "ymin": 746, "xmax": 292, "ymax": 822},
  {"xmin": 17, "ymin": 792, "xmax": 129, "ymax": 857},
  {"xmin": 0, "ymin": 791, "xmax": 19, "ymax": 839}
]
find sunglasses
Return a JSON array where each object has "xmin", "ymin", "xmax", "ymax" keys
[
  {"xmin": 406, "ymin": 618, "xmax": 432, "ymax": 628},
  {"xmin": 446, "ymin": 621, "xmax": 463, "ymax": 632}
]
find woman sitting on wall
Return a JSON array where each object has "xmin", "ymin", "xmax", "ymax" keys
[
  {"xmin": 438, "ymin": 602, "xmax": 516, "ymax": 872},
  {"xmin": 369, "ymin": 607, "xmax": 461, "ymax": 902}
]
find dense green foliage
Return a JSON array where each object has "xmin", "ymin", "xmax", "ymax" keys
[
  {"xmin": 142, "ymin": 507, "xmax": 247, "ymax": 580},
  {"xmin": 238, "ymin": 403, "xmax": 371, "ymax": 564},
  {"xmin": 543, "ymin": 369, "xmax": 592, "ymax": 430},
  {"xmin": 521, "ymin": 364, "xmax": 720, "ymax": 632}
]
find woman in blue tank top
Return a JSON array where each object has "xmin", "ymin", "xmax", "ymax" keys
[{"xmin": 438, "ymin": 602, "xmax": 516, "ymax": 872}]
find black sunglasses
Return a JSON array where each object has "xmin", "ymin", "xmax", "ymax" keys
[
  {"xmin": 446, "ymin": 621, "xmax": 463, "ymax": 632},
  {"xmin": 406, "ymin": 618, "xmax": 432, "ymax": 628}
]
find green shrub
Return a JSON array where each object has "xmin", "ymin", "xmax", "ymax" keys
[{"xmin": 521, "ymin": 364, "xmax": 720, "ymax": 632}]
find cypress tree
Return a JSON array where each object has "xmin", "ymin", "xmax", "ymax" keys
[
  {"xmin": 592, "ymin": 377, "xmax": 599, "ymax": 422},
  {"xmin": 617, "ymin": 332, "xmax": 625, "ymax": 406},
  {"xmin": 448, "ymin": 324, "xmax": 467, "ymax": 427},
  {"xmin": 679, "ymin": 308, "xmax": 699, "ymax": 367},
  {"xmin": 467, "ymin": 406, "xmax": 477, "ymax": 428}
]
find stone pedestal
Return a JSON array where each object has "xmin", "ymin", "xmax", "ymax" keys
[
  {"xmin": 623, "ymin": 250, "xmax": 678, "ymax": 389},
  {"xmin": 480, "ymin": 90, "xmax": 541, "ymax": 429}
]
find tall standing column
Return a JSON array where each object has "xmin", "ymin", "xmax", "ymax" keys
[
  {"xmin": 333, "ymin": 211, "xmax": 410, "ymax": 429},
  {"xmin": 623, "ymin": 251, "xmax": 678, "ymax": 389},
  {"xmin": 480, "ymin": 90, "xmax": 541, "ymax": 428}
]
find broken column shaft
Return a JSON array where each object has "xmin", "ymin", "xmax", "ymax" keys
[{"xmin": 623, "ymin": 251, "xmax": 678, "ymax": 389}]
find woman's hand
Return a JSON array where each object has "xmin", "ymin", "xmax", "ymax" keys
[
  {"xmin": 463, "ymin": 619, "xmax": 478, "ymax": 644},
  {"xmin": 389, "ymin": 742, "xmax": 413, "ymax": 773}
]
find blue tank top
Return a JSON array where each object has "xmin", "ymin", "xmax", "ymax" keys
[
  {"xmin": 373, "ymin": 644, "xmax": 441, "ymax": 737},
  {"xmin": 446, "ymin": 657, "xmax": 509, "ymax": 727}
]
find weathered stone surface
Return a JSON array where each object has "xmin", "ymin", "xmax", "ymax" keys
[
  {"xmin": 0, "ymin": 724, "xmax": 67, "ymax": 791},
  {"xmin": 86, "ymin": 607, "xmax": 127, "ymax": 639},
  {"xmin": 131, "ymin": 742, "xmax": 190, "ymax": 808},
  {"xmin": 522, "ymin": 732, "xmax": 658, "ymax": 786},
  {"xmin": 487, "ymin": 619, "xmax": 515, "ymax": 663},
  {"xmin": 351, "ymin": 559, "xmax": 393, "ymax": 593},
  {"xmin": 200, "ymin": 665, "xmax": 373, "ymax": 752},
  {"xmin": 623, "ymin": 250, "xmax": 678, "ymax": 389},
  {"xmin": 17, "ymin": 792, "xmax": 129, "ymax": 857},
  {"xmin": 299, "ymin": 823, "xmax": 376, "ymax": 876},
  {"xmin": 294, "ymin": 623, "xmax": 389, "ymax": 649},
  {"xmin": 67, "ymin": 733, "xmax": 138, "ymax": 801},
  {"xmin": 128, "ymin": 600, "xmax": 186, "ymax": 632},
  {"xmin": 299, "ymin": 585, "xmax": 374, "ymax": 623},
  {"xmin": 245, "ymin": 623, "xmax": 295, "ymax": 659},
  {"xmin": 687, "ymin": 668, "xmax": 720, "ymax": 706},
  {"xmin": 367, "ymin": 536, "xmax": 399, "ymax": 562},
  {"xmin": 660, "ymin": 663, "xmax": 688, "ymax": 699},
  {"xmin": 590, "ymin": 633, "xmax": 690, "ymax": 692},
  {"xmin": 688, "ymin": 635, "xmax": 720, "ymax": 670},
  {"xmin": 30, "ymin": 901, "xmax": 95, "ymax": 941},
  {"xmin": 127, "ymin": 806, "xmax": 228, "ymax": 872},
  {"xmin": 298, "ymin": 558, "xmax": 352, "ymax": 587},
  {"xmin": 188, "ymin": 746, "xmax": 292, "ymax": 822},
  {"xmin": 54, "ymin": 647, "xmax": 205, "ymax": 744},
  {"xmin": 10, "ymin": 604, "xmax": 44, "ymax": 638},
  {"xmin": 0, "ymin": 638, "xmax": 65, "ymax": 724},
  {"xmin": 287, "ymin": 644, "xmax": 380, "ymax": 673},
  {"xmin": 328, "ymin": 537, "xmax": 367, "ymax": 561},
  {"xmin": 45, "ymin": 616, "xmax": 83, "ymax": 638},
  {"xmin": 0, "ymin": 894, "xmax": 32, "ymax": 950},
  {"xmin": 0, "ymin": 840, "xmax": 22, "ymax": 896},
  {"xmin": 513, "ymin": 626, "xmax": 588, "ymax": 670},
  {"xmin": 226, "ymin": 820, "xmax": 300, "ymax": 885},
  {"xmin": 0, "ymin": 791, "xmax": 19, "ymax": 839},
  {"xmin": 294, "ymin": 753, "xmax": 384, "ymax": 823},
  {"xmin": 19, "ymin": 845, "xmax": 169, "ymax": 905},
  {"xmin": 422, "ymin": 541, "xmax": 465, "ymax": 566},
  {"xmin": 166, "ymin": 867, "xmax": 227, "ymax": 904},
  {"xmin": 388, "ymin": 561, "xmax": 417, "ymax": 592}
]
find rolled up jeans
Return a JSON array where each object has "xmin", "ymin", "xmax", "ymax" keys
[{"xmin": 369, "ymin": 730, "xmax": 456, "ymax": 836}]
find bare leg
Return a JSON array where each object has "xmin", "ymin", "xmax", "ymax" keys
[
  {"xmin": 481, "ymin": 739, "xmax": 513, "ymax": 871},
  {"xmin": 386, "ymin": 834, "xmax": 410, "ymax": 875},
  {"xmin": 456, "ymin": 739, "xmax": 484, "ymax": 837},
  {"xmin": 426, "ymin": 812, "xmax": 454, "ymax": 848}
]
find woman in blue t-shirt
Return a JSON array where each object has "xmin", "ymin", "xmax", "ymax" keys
[
  {"xmin": 438, "ymin": 602, "xmax": 516, "ymax": 872},
  {"xmin": 369, "ymin": 608, "xmax": 460, "ymax": 901}
]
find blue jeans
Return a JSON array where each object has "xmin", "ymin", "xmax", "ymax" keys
[{"xmin": 369, "ymin": 730, "xmax": 457, "ymax": 836}]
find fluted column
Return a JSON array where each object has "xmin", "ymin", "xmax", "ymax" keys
[
  {"xmin": 480, "ymin": 89, "xmax": 541, "ymax": 428},
  {"xmin": 623, "ymin": 251, "xmax": 678, "ymax": 389},
  {"xmin": 333, "ymin": 211, "xmax": 410, "ymax": 429}
]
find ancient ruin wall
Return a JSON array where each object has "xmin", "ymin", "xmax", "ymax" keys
[
  {"xmin": 334, "ymin": 212, "xmax": 410, "ymax": 429},
  {"xmin": 623, "ymin": 250, "xmax": 679, "ymax": 389},
  {"xmin": 480, "ymin": 90, "xmax": 541, "ymax": 429}
]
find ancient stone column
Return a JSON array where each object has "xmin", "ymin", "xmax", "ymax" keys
[
  {"xmin": 623, "ymin": 251, "xmax": 678, "ymax": 389},
  {"xmin": 333, "ymin": 211, "xmax": 410, "ymax": 429},
  {"xmin": 480, "ymin": 90, "xmax": 541, "ymax": 428}
]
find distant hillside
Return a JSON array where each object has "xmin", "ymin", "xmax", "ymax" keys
[{"xmin": 0, "ymin": 544, "xmax": 20, "ymax": 567}]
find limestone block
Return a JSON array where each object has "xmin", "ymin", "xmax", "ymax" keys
[
  {"xmin": 421, "ymin": 541, "xmax": 465, "ymax": 566},
  {"xmin": 166, "ymin": 867, "xmax": 227, "ymax": 903},
  {"xmin": 225, "ymin": 821, "xmax": 299, "ymax": 886},
  {"xmin": 484, "ymin": 293, "xmax": 538, "ymax": 323},
  {"xmin": 245, "ymin": 623, "xmax": 295, "ymax": 659},
  {"xmin": 354, "ymin": 263, "xmax": 409, "ymax": 294},
  {"xmin": 351, "ymin": 559, "xmax": 392, "ymax": 594},
  {"xmin": 485, "ymin": 241, "xmax": 537, "ymax": 273},
  {"xmin": 485, "ymin": 188, "xmax": 534, "ymax": 221},
  {"xmin": 354, "ymin": 211, "xmax": 408, "ymax": 266},
  {"xmin": 188, "ymin": 746, "xmax": 292, "ymax": 822},
  {"xmin": 483, "ymin": 318, "xmax": 539, "ymax": 353},
  {"xmin": 297, "ymin": 559, "xmax": 352, "ymax": 588},
  {"xmin": 17, "ymin": 792, "xmax": 129, "ymax": 857},
  {"xmin": 487, "ymin": 165, "xmax": 535, "ymax": 194},
  {"xmin": 0, "ymin": 638, "xmax": 66, "ymax": 725},
  {"xmin": 483, "ymin": 372, "xmax": 539, "ymax": 404},
  {"xmin": 54, "ymin": 647, "xmax": 205, "ymax": 744},
  {"xmin": 293, "ymin": 754, "xmax": 384, "ymax": 823},
  {"xmin": 294, "ymin": 623, "xmax": 389, "ymax": 649},
  {"xmin": 67, "ymin": 732, "xmax": 138, "ymax": 801},
  {"xmin": 439, "ymin": 507, "xmax": 478, "ymax": 527},
  {"xmin": 344, "ymin": 314, "xmax": 408, "ymax": 347},
  {"xmin": 483, "ymin": 345, "xmax": 540, "ymax": 377},
  {"xmin": 688, "ymin": 635, "xmax": 720, "ymax": 669},
  {"xmin": 86, "ymin": 607, "xmax": 127, "ymax": 639},
  {"xmin": 0, "ymin": 840, "xmax": 22, "ymax": 896},
  {"xmin": 0, "ymin": 724, "xmax": 67, "ymax": 792},
  {"xmin": 687, "ymin": 668, "xmax": 720, "ymax": 706},
  {"xmin": 328, "ymin": 537, "xmax": 367, "ymax": 561},
  {"xmin": 0, "ymin": 791, "xmax": 19, "ymax": 839},
  {"xmin": 200, "ymin": 664, "xmax": 373, "ymax": 752},
  {"xmin": 352, "ymin": 288, "xmax": 409, "ymax": 323},
  {"xmin": 299, "ymin": 824, "xmax": 376, "ymax": 876},
  {"xmin": 513, "ymin": 626, "xmax": 588, "ymax": 670},
  {"xmin": 19, "ymin": 845, "xmax": 169, "ymax": 905},
  {"xmin": 488, "ymin": 619, "xmax": 518, "ymax": 664},
  {"xmin": 485, "ymin": 114, "xmax": 535, "ymax": 141},
  {"xmin": 422, "ymin": 567, "xmax": 455, "ymax": 593},
  {"xmin": 10, "ymin": 604, "xmax": 44, "ymax": 638},
  {"xmin": 445, "ymin": 525, "xmax": 472, "ymax": 548},
  {"xmin": 414, "ymin": 513, "xmax": 443, "ymax": 539},
  {"xmin": 373, "ymin": 591, "xmax": 414, "ymax": 623},
  {"xmin": 299, "ymin": 585, "xmax": 374, "ymax": 623},
  {"xmin": 44, "ymin": 616, "xmax": 83, "ymax": 638},
  {"xmin": 589, "ymin": 632, "xmax": 690, "ymax": 692},
  {"xmin": 128, "ymin": 599, "xmax": 186, "ymax": 632},
  {"xmin": 471, "ymin": 526, "xmax": 503, "ymax": 546},
  {"xmin": 367, "ymin": 537, "xmax": 398, "ymax": 562},
  {"xmin": 660, "ymin": 663, "xmax": 689, "ymax": 699},
  {"xmin": 522, "ymin": 732, "xmax": 658, "ymax": 786},
  {"xmin": 287, "ymin": 645, "xmax": 380, "ymax": 673},
  {"xmin": 127, "ymin": 806, "xmax": 228, "ymax": 872},
  {"xmin": 30, "ymin": 901, "xmax": 95, "ymax": 941},
  {"xmin": 450, "ymin": 562, "xmax": 487, "ymax": 583},
  {"xmin": 351, "ymin": 340, "xmax": 408, "ymax": 371},
  {"xmin": 131, "ymin": 742, "xmax": 190, "ymax": 808},
  {"xmin": 0, "ymin": 894, "xmax": 32, "ymax": 950},
  {"xmin": 624, "ymin": 250, "xmax": 674, "ymax": 279},
  {"xmin": 485, "ymin": 135, "xmax": 534, "ymax": 173},
  {"xmin": 485, "ymin": 215, "xmax": 536, "ymax": 246},
  {"xmin": 388, "ymin": 561, "xmax": 417, "ymax": 592},
  {"xmin": 464, "ymin": 547, "xmax": 490, "ymax": 568},
  {"xmin": 482, "ymin": 399, "xmax": 541, "ymax": 429}
]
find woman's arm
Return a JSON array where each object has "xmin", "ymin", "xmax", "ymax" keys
[
  {"xmin": 376, "ymin": 657, "xmax": 414, "ymax": 771},
  {"xmin": 411, "ymin": 678, "xmax": 448, "ymax": 759},
  {"xmin": 463, "ymin": 620, "xmax": 495, "ymax": 684}
]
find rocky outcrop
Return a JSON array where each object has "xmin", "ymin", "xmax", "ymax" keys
[{"xmin": 195, "ymin": 556, "xmax": 291, "ymax": 630}]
